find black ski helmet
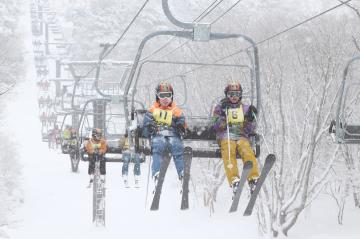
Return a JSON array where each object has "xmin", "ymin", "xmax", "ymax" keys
[{"xmin": 92, "ymin": 128, "xmax": 102, "ymax": 140}]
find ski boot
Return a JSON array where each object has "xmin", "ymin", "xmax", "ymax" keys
[
  {"xmin": 123, "ymin": 175, "xmax": 129, "ymax": 188},
  {"xmin": 179, "ymin": 172, "xmax": 184, "ymax": 194},
  {"xmin": 87, "ymin": 175, "xmax": 94, "ymax": 188},
  {"xmin": 152, "ymin": 172, "xmax": 159, "ymax": 194},
  {"xmin": 231, "ymin": 177, "xmax": 241, "ymax": 199},
  {"xmin": 248, "ymin": 179, "xmax": 258, "ymax": 195},
  {"xmin": 100, "ymin": 175, "xmax": 106, "ymax": 185},
  {"xmin": 134, "ymin": 175, "xmax": 140, "ymax": 188}
]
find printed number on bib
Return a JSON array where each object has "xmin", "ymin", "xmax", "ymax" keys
[
  {"xmin": 153, "ymin": 109, "xmax": 173, "ymax": 126},
  {"xmin": 227, "ymin": 108, "xmax": 244, "ymax": 125}
]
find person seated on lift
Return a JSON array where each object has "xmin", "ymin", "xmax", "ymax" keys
[
  {"xmin": 85, "ymin": 128, "xmax": 107, "ymax": 186},
  {"xmin": 119, "ymin": 132, "xmax": 142, "ymax": 187},
  {"xmin": 142, "ymin": 81, "xmax": 186, "ymax": 187},
  {"xmin": 212, "ymin": 81, "xmax": 259, "ymax": 194}
]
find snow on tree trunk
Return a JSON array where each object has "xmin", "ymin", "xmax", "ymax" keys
[{"xmin": 255, "ymin": 16, "xmax": 358, "ymax": 236}]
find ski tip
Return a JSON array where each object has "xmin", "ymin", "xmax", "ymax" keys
[{"xmin": 266, "ymin": 154, "xmax": 276, "ymax": 163}]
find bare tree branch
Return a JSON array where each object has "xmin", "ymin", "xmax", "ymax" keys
[
  {"xmin": 352, "ymin": 36, "xmax": 360, "ymax": 52},
  {"xmin": 339, "ymin": 0, "xmax": 360, "ymax": 19},
  {"xmin": 0, "ymin": 83, "xmax": 16, "ymax": 96}
]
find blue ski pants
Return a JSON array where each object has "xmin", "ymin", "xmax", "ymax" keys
[
  {"xmin": 151, "ymin": 135, "xmax": 184, "ymax": 178},
  {"xmin": 122, "ymin": 152, "xmax": 141, "ymax": 176}
]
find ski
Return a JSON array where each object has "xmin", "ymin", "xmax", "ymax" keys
[
  {"xmin": 229, "ymin": 161, "xmax": 253, "ymax": 213},
  {"xmin": 243, "ymin": 154, "xmax": 276, "ymax": 216},
  {"xmin": 150, "ymin": 152, "xmax": 171, "ymax": 211},
  {"xmin": 180, "ymin": 147, "xmax": 193, "ymax": 210},
  {"xmin": 134, "ymin": 179, "xmax": 140, "ymax": 188},
  {"xmin": 123, "ymin": 180, "xmax": 130, "ymax": 188}
]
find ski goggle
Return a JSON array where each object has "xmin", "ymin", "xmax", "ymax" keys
[
  {"xmin": 227, "ymin": 91, "xmax": 242, "ymax": 98},
  {"xmin": 157, "ymin": 92, "xmax": 173, "ymax": 99}
]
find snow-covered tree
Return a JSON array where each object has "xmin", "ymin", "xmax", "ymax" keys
[
  {"xmin": 256, "ymin": 14, "xmax": 359, "ymax": 236},
  {"xmin": 0, "ymin": 0, "xmax": 26, "ymax": 236}
]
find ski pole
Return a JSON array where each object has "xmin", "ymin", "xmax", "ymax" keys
[
  {"xmin": 225, "ymin": 108, "xmax": 233, "ymax": 169},
  {"xmin": 144, "ymin": 154, "xmax": 152, "ymax": 210}
]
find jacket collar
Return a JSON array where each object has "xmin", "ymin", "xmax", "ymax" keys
[
  {"xmin": 221, "ymin": 98, "xmax": 241, "ymax": 108},
  {"xmin": 153, "ymin": 101, "xmax": 177, "ymax": 110}
]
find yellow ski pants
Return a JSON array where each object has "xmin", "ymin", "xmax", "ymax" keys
[{"xmin": 220, "ymin": 137, "xmax": 259, "ymax": 186}]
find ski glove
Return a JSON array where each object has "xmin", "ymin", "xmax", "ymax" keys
[
  {"xmin": 147, "ymin": 121, "xmax": 157, "ymax": 135},
  {"xmin": 176, "ymin": 123, "xmax": 186, "ymax": 137},
  {"xmin": 218, "ymin": 116, "xmax": 227, "ymax": 131},
  {"xmin": 245, "ymin": 105, "xmax": 258, "ymax": 122}
]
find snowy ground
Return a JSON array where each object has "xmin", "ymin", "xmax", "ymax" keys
[
  {"xmin": 290, "ymin": 195, "xmax": 360, "ymax": 239},
  {"xmin": 3, "ymin": 80, "xmax": 261, "ymax": 239},
  {"xmin": 2, "ymin": 75, "xmax": 359, "ymax": 239},
  {"xmin": 1, "ymin": 9, "xmax": 260, "ymax": 239},
  {"xmin": 2, "ymin": 13, "xmax": 360, "ymax": 236}
]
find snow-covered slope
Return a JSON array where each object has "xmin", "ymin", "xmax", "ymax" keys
[
  {"xmin": 5, "ymin": 79, "xmax": 360, "ymax": 239},
  {"xmin": 4, "ymin": 82, "xmax": 260, "ymax": 239}
]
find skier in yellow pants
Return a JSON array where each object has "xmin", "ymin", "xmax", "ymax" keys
[{"xmin": 212, "ymin": 81, "xmax": 259, "ymax": 194}]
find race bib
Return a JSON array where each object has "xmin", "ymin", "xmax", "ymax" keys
[
  {"xmin": 153, "ymin": 109, "xmax": 173, "ymax": 126},
  {"xmin": 227, "ymin": 107, "xmax": 244, "ymax": 125}
]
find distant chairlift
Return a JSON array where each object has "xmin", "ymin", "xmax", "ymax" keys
[
  {"xmin": 69, "ymin": 45, "xmax": 147, "ymax": 163},
  {"xmin": 330, "ymin": 55, "xmax": 360, "ymax": 144}
]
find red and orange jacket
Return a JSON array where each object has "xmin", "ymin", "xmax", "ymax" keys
[{"xmin": 84, "ymin": 138, "xmax": 107, "ymax": 155}]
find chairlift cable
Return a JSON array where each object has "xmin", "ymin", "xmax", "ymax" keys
[
  {"xmin": 196, "ymin": 0, "xmax": 225, "ymax": 22},
  {"xmin": 140, "ymin": 0, "xmax": 222, "ymax": 62},
  {"xmin": 0, "ymin": 82, "xmax": 16, "ymax": 96},
  {"xmin": 211, "ymin": 0, "xmax": 243, "ymax": 25},
  {"xmin": 155, "ymin": 40, "xmax": 190, "ymax": 60},
  {"xmin": 220, "ymin": 0, "xmax": 354, "ymax": 61},
  {"xmin": 78, "ymin": 0, "xmax": 150, "ymax": 79},
  {"xmin": 151, "ymin": 0, "xmax": 241, "ymax": 60},
  {"xmin": 100, "ymin": 0, "xmax": 150, "ymax": 61},
  {"xmin": 194, "ymin": 0, "xmax": 222, "ymax": 22},
  {"xmin": 158, "ymin": 0, "xmax": 353, "ymax": 80}
]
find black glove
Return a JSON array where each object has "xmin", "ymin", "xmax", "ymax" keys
[
  {"xmin": 147, "ymin": 121, "xmax": 157, "ymax": 134},
  {"xmin": 176, "ymin": 123, "xmax": 186, "ymax": 137},
  {"xmin": 245, "ymin": 105, "xmax": 258, "ymax": 122},
  {"xmin": 218, "ymin": 116, "xmax": 227, "ymax": 130},
  {"xmin": 220, "ymin": 102, "xmax": 228, "ymax": 117}
]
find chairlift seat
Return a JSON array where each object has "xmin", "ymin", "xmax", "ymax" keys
[
  {"xmin": 135, "ymin": 114, "xmax": 259, "ymax": 158},
  {"xmin": 343, "ymin": 125, "xmax": 360, "ymax": 143}
]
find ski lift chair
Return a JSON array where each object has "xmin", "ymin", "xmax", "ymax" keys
[
  {"xmin": 120, "ymin": 0, "xmax": 263, "ymax": 176},
  {"xmin": 133, "ymin": 97, "xmax": 260, "ymax": 159},
  {"xmin": 128, "ymin": 76, "xmax": 262, "ymax": 160},
  {"xmin": 330, "ymin": 56, "xmax": 360, "ymax": 144},
  {"xmin": 77, "ymin": 98, "xmax": 146, "ymax": 163}
]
